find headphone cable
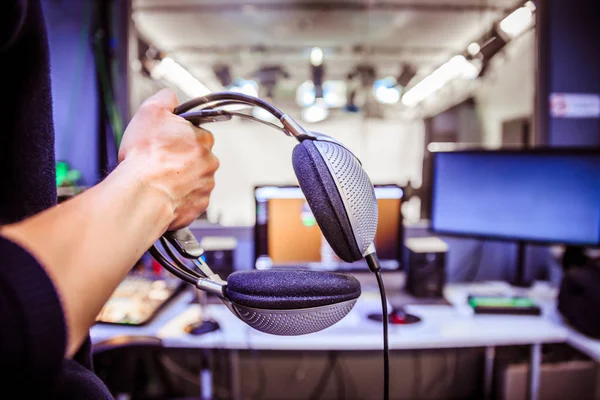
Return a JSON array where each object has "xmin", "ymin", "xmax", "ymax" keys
[{"xmin": 366, "ymin": 253, "xmax": 389, "ymax": 400}]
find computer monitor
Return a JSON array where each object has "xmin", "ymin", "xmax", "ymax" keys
[
  {"xmin": 254, "ymin": 184, "xmax": 404, "ymax": 271},
  {"xmin": 429, "ymin": 148, "xmax": 600, "ymax": 284}
]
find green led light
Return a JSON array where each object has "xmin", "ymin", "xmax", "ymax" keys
[
  {"xmin": 302, "ymin": 215, "xmax": 317, "ymax": 227},
  {"xmin": 301, "ymin": 202, "xmax": 316, "ymax": 227},
  {"xmin": 56, "ymin": 161, "xmax": 69, "ymax": 186},
  {"xmin": 56, "ymin": 161, "xmax": 82, "ymax": 187}
]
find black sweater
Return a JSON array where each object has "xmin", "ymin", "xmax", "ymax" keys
[{"xmin": 0, "ymin": 1, "xmax": 112, "ymax": 398}]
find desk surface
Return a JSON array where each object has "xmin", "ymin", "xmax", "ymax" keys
[
  {"xmin": 565, "ymin": 327, "xmax": 600, "ymax": 361},
  {"xmin": 91, "ymin": 290, "xmax": 195, "ymax": 345},
  {"xmin": 91, "ymin": 283, "xmax": 569, "ymax": 351},
  {"xmin": 156, "ymin": 302, "xmax": 568, "ymax": 351},
  {"xmin": 91, "ymin": 280, "xmax": 600, "ymax": 357},
  {"xmin": 446, "ymin": 280, "xmax": 600, "ymax": 362},
  {"xmin": 546, "ymin": 308, "xmax": 600, "ymax": 362}
]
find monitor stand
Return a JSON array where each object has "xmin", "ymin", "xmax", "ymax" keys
[
  {"xmin": 513, "ymin": 240, "xmax": 532, "ymax": 288},
  {"xmin": 184, "ymin": 290, "xmax": 221, "ymax": 336},
  {"xmin": 367, "ymin": 307, "xmax": 421, "ymax": 325},
  {"xmin": 562, "ymin": 245, "xmax": 587, "ymax": 270}
]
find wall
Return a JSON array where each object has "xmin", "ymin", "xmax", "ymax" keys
[
  {"xmin": 474, "ymin": 30, "xmax": 536, "ymax": 147},
  {"xmin": 43, "ymin": 0, "xmax": 100, "ymax": 185},
  {"xmin": 204, "ymin": 113, "xmax": 425, "ymax": 226}
]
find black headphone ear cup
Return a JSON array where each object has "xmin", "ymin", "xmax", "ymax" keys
[
  {"xmin": 225, "ymin": 269, "xmax": 361, "ymax": 309},
  {"xmin": 292, "ymin": 140, "xmax": 362, "ymax": 262}
]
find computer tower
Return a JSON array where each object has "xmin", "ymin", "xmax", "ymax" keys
[{"xmin": 404, "ymin": 237, "xmax": 448, "ymax": 298}]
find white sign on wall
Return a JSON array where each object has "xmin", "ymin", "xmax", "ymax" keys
[{"xmin": 549, "ymin": 93, "xmax": 600, "ymax": 118}]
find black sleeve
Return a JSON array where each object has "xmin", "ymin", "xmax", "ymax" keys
[
  {"xmin": 0, "ymin": 0, "xmax": 28, "ymax": 52},
  {"xmin": 0, "ymin": 235, "xmax": 67, "ymax": 396}
]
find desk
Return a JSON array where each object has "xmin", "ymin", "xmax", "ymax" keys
[
  {"xmin": 91, "ymin": 283, "xmax": 570, "ymax": 400},
  {"xmin": 545, "ymin": 301, "xmax": 600, "ymax": 363},
  {"xmin": 154, "ymin": 287, "xmax": 567, "ymax": 400},
  {"xmin": 567, "ymin": 327, "xmax": 600, "ymax": 362},
  {"xmin": 91, "ymin": 290, "xmax": 195, "ymax": 346}
]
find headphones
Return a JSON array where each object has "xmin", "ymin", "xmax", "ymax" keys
[
  {"xmin": 149, "ymin": 92, "xmax": 390, "ymax": 399},
  {"xmin": 149, "ymin": 91, "xmax": 386, "ymax": 335}
]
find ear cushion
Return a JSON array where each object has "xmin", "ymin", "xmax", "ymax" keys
[
  {"xmin": 292, "ymin": 140, "xmax": 362, "ymax": 262},
  {"xmin": 224, "ymin": 269, "xmax": 361, "ymax": 310}
]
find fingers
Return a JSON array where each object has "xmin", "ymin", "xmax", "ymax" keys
[
  {"xmin": 140, "ymin": 88, "xmax": 179, "ymax": 112},
  {"xmin": 195, "ymin": 127, "xmax": 215, "ymax": 150}
]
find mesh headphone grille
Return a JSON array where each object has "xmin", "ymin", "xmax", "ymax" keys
[
  {"xmin": 314, "ymin": 140, "xmax": 378, "ymax": 253},
  {"xmin": 232, "ymin": 300, "xmax": 357, "ymax": 335}
]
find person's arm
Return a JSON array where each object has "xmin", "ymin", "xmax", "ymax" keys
[{"xmin": 0, "ymin": 89, "xmax": 218, "ymax": 357}]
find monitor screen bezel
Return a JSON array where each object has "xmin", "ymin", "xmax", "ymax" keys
[
  {"xmin": 428, "ymin": 146, "xmax": 600, "ymax": 247},
  {"xmin": 252, "ymin": 183, "xmax": 405, "ymax": 271}
]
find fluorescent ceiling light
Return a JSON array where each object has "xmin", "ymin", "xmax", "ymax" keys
[
  {"xmin": 402, "ymin": 55, "xmax": 479, "ymax": 107},
  {"xmin": 150, "ymin": 57, "xmax": 210, "ymax": 98},
  {"xmin": 296, "ymin": 80, "xmax": 316, "ymax": 107},
  {"xmin": 375, "ymin": 86, "xmax": 401, "ymax": 104},
  {"xmin": 322, "ymin": 80, "xmax": 347, "ymax": 108},
  {"xmin": 301, "ymin": 98, "xmax": 329, "ymax": 123},
  {"xmin": 310, "ymin": 47, "xmax": 324, "ymax": 67},
  {"xmin": 297, "ymin": 80, "xmax": 346, "ymax": 108},
  {"xmin": 373, "ymin": 77, "xmax": 401, "ymax": 104},
  {"xmin": 499, "ymin": 5, "xmax": 534, "ymax": 38},
  {"xmin": 230, "ymin": 79, "xmax": 259, "ymax": 97}
]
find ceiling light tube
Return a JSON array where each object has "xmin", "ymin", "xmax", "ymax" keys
[
  {"xmin": 151, "ymin": 57, "xmax": 211, "ymax": 98},
  {"xmin": 402, "ymin": 55, "xmax": 478, "ymax": 107}
]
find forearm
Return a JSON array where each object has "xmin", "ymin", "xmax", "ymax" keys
[{"xmin": 1, "ymin": 159, "xmax": 173, "ymax": 356}]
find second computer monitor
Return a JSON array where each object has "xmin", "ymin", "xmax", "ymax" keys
[
  {"xmin": 254, "ymin": 185, "xmax": 404, "ymax": 271},
  {"xmin": 430, "ymin": 148, "xmax": 600, "ymax": 246}
]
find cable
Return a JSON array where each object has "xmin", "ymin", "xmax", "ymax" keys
[
  {"xmin": 244, "ymin": 325, "xmax": 267, "ymax": 400},
  {"xmin": 309, "ymin": 351, "xmax": 338, "ymax": 400},
  {"xmin": 375, "ymin": 271, "xmax": 390, "ymax": 400},
  {"xmin": 334, "ymin": 354, "xmax": 346, "ymax": 400},
  {"xmin": 456, "ymin": 240, "xmax": 485, "ymax": 282},
  {"xmin": 338, "ymin": 357, "xmax": 356, "ymax": 399},
  {"xmin": 365, "ymin": 253, "xmax": 389, "ymax": 400},
  {"xmin": 422, "ymin": 350, "xmax": 452, "ymax": 398},
  {"xmin": 159, "ymin": 355, "xmax": 201, "ymax": 387},
  {"xmin": 467, "ymin": 240, "xmax": 486, "ymax": 282},
  {"xmin": 412, "ymin": 351, "xmax": 421, "ymax": 399}
]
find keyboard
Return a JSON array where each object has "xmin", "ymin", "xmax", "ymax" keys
[{"xmin": 96, "ymin": 274, "xmax": 185, "ymax": 326}]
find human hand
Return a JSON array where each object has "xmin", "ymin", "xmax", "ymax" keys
[{"xmin": 118, "ymin": 89, "xmax": 219, "ymax": 230}]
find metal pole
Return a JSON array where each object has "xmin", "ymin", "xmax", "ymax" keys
[
  {"xmin": 529, "ymin": 343, "xmax": 542, "ymax": 400},
  {"xmin": 484, "ymin": 346, "xmax": 496, "ymax": 400}
]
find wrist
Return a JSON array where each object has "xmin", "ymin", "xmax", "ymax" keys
[{"xmin": 111, "ymin": 157, "xmax": 175, "ymax": 235}]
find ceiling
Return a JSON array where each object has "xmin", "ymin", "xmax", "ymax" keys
[{"xmin": 132, "ymin": 0, "xmax": 521, "ymax": 110}]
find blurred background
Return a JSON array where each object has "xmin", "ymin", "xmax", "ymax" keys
[
  {"xmin": 50, "ymin": 0, "xmax": 540, "ymax": 227},
  {"xmin": 43, "ymin": 0, "xmax": 600, "ymax": 399}
]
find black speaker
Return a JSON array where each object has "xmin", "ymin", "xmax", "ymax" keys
[{"xmin": 404, "ymin": 237, "xmax": 448, "ymax": 298}]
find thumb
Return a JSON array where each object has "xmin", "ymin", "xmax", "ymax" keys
[{"xmin": 141, "ymin": 88, "xmax": 179, "ymax": 112}]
